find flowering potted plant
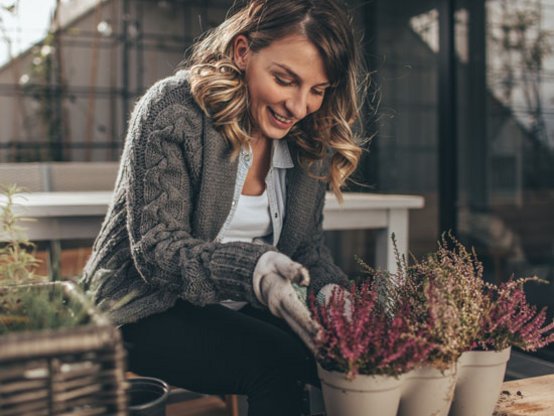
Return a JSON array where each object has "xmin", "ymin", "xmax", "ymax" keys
[
  {"xmin": 450, "ymin": 276, "xmax": 554, "ymax": 416},
  {"xmin": 389, "ymin": 237, "xmax": 484, "ymax": 416},
  {"xmin": 310, "ymin": 279, "xmax": 432, "ymax": 416}
]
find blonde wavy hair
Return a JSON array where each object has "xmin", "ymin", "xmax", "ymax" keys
[{"xmin": 182, "ymin": 0, "xmax": 365, "ymax": 201}]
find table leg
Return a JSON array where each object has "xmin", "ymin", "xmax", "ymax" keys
[
  {"xmin": 375, "ymin": 208, "xmax": 409, "ymax": 274},
  {"xmin": 48, "ymin": 240, "xmax": 61, "ymax": 280}
]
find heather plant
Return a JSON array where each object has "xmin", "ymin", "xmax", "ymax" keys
[
  {"xmin": 405, "ymin": 264, "xmax": 469, "ymax": 369},
  {"xmin": 474, "ymin": 276, "xmax": 554, "ymax": 352},
  {"xmin": 423, "ymin": 236, "xmax": 485, "ymax": 351},
  {"xmin": 312, "ymin": 234, "xmax": 554, "ymax": 380},
  {"xmin": 310, "ymin": 281, "xmax": 433, "ymax": 379},
  {"xmin": 357, "ymin": 234, "xmax": 486, "ymax": 370},
  {"xmin": 406, "ymin": 235, "xmax": 486, "ymax": 368}
]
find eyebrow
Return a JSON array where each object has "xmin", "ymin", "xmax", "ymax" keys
[{"xmin": 273, "ymin": 63, "xmax": 331, "ymax": 88}]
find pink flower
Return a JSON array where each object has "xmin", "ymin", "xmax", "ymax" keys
[
  {"xmin": 310, "ymin": 282, "xmax": 433, "ymax": 378},
  {"xmin": 476, "ymin": 277, "xmax": 554, "ymax": 351}
]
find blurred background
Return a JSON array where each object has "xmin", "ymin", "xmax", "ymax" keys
[{"xmin": 0, "ymin": 0, "xmax": 553, "ymax": 363}]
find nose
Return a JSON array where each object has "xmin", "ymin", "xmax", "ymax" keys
[{"xmin": 285, "ymin": 90, "xmax": 310, "ymax": 121}]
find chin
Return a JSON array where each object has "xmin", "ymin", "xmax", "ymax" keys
[
  {"xmin": 265, "ymin": 130, "xmax": 289, "ymax": 140},
  {"xmin": 261, "ymin": 122, "xmax": 293, "ymax": 140}
]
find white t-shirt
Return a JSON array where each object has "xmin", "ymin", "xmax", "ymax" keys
[{"xmin": 219, "ymin": 190, "xmax": 272, "ymax": 244}]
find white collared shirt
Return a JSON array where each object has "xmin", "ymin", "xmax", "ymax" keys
[
  {"xmin": 215, "ymin": 138, "xmax": 294, "ymax": 246},
  {"xmin": 217, "ymin": 139, "xmax": 294, "ymax": 310}
]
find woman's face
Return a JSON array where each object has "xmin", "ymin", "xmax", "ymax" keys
[{"xmin": 234, "ymin": 34, "xmax": 330, "ymax": 141}]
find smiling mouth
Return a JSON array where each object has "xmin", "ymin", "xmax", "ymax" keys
[{"xmin": 269, "ymin": 108, "xmax": 293, "ymax": 125}]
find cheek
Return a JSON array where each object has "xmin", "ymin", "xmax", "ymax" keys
[
  {"xmin": 258, "ymin": 83, "xmax": 284, "ymax": 106},
  {"xmin": 308, "ymin": 97, "xmax": 325, "ymax": 115},
  {"xmin": 245, "ymin": 69, "xmax": 276, "ymax": 103}
]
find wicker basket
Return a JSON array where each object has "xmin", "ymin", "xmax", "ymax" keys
[{"xmin": 0, "ymin": 281, "xmax": 128, "ymax": 416}]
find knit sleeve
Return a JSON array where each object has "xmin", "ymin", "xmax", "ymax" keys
[
  {"xmin": 124, "ymin": 85, "xmax": 274, "ymax": 307},
  {"xmin": 292, "ymin": 180, "xmax": 350, "ymax": 298}
]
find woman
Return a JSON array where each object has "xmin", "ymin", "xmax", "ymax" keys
[{"xmin": 81, "ymin": 0, "xmax": 364, "ymax": 414}]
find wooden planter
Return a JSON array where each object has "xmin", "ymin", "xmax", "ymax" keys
[{"xmin": 0, "ymin": 281, "xmax": 128, "ymax": 416}]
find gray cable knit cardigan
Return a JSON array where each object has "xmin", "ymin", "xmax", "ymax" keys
[{"xmin": 80, "ymin": 70, "xmax": 349, "ymax": 326}]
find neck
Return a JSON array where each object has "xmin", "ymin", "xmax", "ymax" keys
[{"xmin": 249, "ymin": 131, "xmax": 268, "ymax": 147}]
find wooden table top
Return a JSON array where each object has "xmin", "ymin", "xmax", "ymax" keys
[{"xmin": 494, "ymin": 374, "xmax": 554, "ymax": 415}]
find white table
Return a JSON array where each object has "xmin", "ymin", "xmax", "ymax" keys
[{"xmin": 1, "ymin": 191, "xmax": 424, "ymax": 274}]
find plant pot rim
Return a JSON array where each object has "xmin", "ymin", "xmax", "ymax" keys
[
  {"xmin": 406, "ymin": 362, "xmax": 457, "ymax": 379},
  {"xmin": 458, "ymin": 346, "xmax": 511, "ymax": 367},
  {"xmin": 317, "ymin": 363, "xmax": 404, "ymax": 391},
  {"xmin": 128, "ymin": 376, "xmax": 170, "ymax": 411}
]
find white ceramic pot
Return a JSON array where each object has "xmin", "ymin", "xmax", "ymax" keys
[
  {"xmin": 449, "ymin": 347, "xmax": 511, "ymax": 416},
  {"xmin": 317, "ymin": 365, "xmax": 403, "ymax": 416},
  {"xmin": 398, "ymin": 364, "xmax": 457, "ymax": 416}
]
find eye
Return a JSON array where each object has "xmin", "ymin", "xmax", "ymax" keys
[
  {"xmin": 312, "ymin": 88, "xmax": 326, "ymax": 97},
  {"xmin": 274, "ymin": 75, "xmax": 294, "ymax": 86}
]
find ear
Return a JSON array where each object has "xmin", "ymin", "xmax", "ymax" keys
[{"xmin": 233, "ymin": 34, "xmax": 250, "ymax": 70}]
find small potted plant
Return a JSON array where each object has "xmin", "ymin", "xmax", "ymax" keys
[
  {"xmin": 0, "ymin": 185, "xmax": 127, "ymax": 415},
  {"xmin": 310, "ymin": 279, "xmax": 433, "ymax": 416},
  {"xmin": 450, "ymin": 276, "xmax": 554, "ymax": 416},
  {"xmin": 390, "ymin": 236, "xmax": 484, "ymax": 416}
]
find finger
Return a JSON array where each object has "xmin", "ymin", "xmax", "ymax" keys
[
  {"xmin": 279, "ymin": 307, "xmax": 317, "ymax": 354},
  {"xmin": 267, "ymin": 296, "xmax": 283, "ymax": 318},
  {"xmin": 297, "ymin": 266, "xmax": 310, "ymax": 286},
  {"xmin": 277, "ymin": 260, "xmax": 310, "ymax": 286},
  {"xmin": 280, "ymin": 294, "xmax": 320, "ymax": 338}
]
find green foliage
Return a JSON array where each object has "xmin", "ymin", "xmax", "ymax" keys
[
  {"xmin": 0, "ymin": 185, "xmax": 88, "ymax": 334},
  {"xmin": 0, "ymin": 184, "xmax": 46, "ymax": 284},
  {"xmin": 0, "ymin": 284, "xmax": 90, "ymax": 334}
]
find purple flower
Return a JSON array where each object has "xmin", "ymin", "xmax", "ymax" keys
[{"xmin": 475, "ymin": 277, "xmax": 554, "ymax": 351}]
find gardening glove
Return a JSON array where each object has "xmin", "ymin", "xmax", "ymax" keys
[
  {"xmin": 253, "ymin": 252, "xmax": 320, "ymax": 352},
  {"xmin": 317, "ymin": 284, "xmax": 353, "ymax": 321}
]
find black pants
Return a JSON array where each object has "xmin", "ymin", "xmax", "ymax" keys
[{"xmin": 120, "ymin": 300, "xmax": 320, "ymax": 416}]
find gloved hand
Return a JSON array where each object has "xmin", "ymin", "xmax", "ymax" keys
[
  {"xmin": 317, "ymin": 284, "xmax": 353, "ymax": 321},
  {"xmin": 253, "ymin": 251, "xmax": 320, "ymax": 352}
]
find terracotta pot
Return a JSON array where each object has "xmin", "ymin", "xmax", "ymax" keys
[
  {"xmin": 449, "ymin": 347, "xmax": 511, "ymax": 416},
  {"xmin": 398, "ymin": 364, "xmax": 457, "ymax": 416},
  {"xmin": 317, "ymin": 364, "xmax": 403, "ymax": 416}
]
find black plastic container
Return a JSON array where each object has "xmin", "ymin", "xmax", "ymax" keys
[{"xmin": 128, "ymin": 377, "xmax": 170, "ymax": 416}]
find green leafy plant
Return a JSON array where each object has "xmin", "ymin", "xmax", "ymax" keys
[
  {"xmin": 0, "ymin": 184, "xmax": 45, "ymax": 284},
  {"xmin": 0, "ymin": 185, "xmax": 89, "ymax": 333},
  {"xmin": 0, "ymin": 284, "xmax": 90, "ymax": 334}
]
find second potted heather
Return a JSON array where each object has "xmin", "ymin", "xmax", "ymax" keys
[{"xmin": 394, "ymin": 237, "xmax": 484, "ymax": 416}]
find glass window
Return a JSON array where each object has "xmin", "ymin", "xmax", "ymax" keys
[{"xmin": 457, "ymin": 0, "xmax": 554, "ymax": 360}]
